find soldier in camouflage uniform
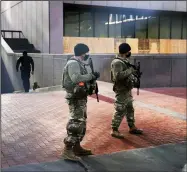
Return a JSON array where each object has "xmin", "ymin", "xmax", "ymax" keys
[
  {"xmin": 61, "ymin": 43, "xmax": 100, "ymax": 161},
  {"xmin": 110, "ymin": 43, "xmax": 143, "ymax": 139}
]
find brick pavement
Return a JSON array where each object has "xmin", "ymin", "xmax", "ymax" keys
[{"xmin": 1, "ymin": 84, "xmax": 186, "ymax": 168}]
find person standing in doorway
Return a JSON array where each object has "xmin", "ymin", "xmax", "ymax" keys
[{"xmin": 16, "ymin": 51, "xmax": 34, "ymax": 93}]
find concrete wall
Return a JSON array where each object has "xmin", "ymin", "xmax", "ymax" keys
[
  {"xmin": 1, "ymin": 1, "xmax": 50, "ymax": 53},
  {"xmin": 1, "ymin": 1, "xmax": 186, "ymax": 54},
  {"xmin": 1, "ymin": 37, "xmax": 23, "ymax": 93},
  {"xmin": 63, "ymin": 1, "xmax": 187, "ymax": 12},
  {"xmin": 1, "ymin": 50, "xmax": 186, "ymax": 93}
]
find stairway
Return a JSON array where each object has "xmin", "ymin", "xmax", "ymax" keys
[{"xmin": 1, "ymin": 30, "xmax": 41, "ymax": 53}]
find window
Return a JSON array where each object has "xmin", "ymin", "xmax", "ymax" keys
[
  {"xmin": 64, "ymin": 4, "xmax": 186, "ymax": 40},
  {"xmin": 109, "ymin": 13, "xmax": 116, "ymax": 37},
  {"xmin": 121, "ymin": 14, "xmax": 135, "ymax": 38},
  {"xmin": 64, "ymin": 12, "xmax": 79, "ymax": 37},
  {"xmin": 171, "ymin": 16, "xmax": 182, "ymax": 39},
  {"xmin": 116, "ymin": 14, "xmax": 122, "ymax": 38},
  {"xmin": 80, "ymin": 12, "xmax": 93, "ymax": 37},
  {"xmin": 135, "ymin": 15, "xmax": 147, "ymax": 38},
  {"xmin": 182, "ymin": 17, "xmax": 187, "ymax": 39},
  {"xmin": 160, "ymin": 16, "xmax": 171, "ymax": 39},
  {"xmin": 148, "ymin": 16, "xmax": 159, "ymax": 39},
  {"xmin": 94, "ymin": 12, "xmax": 108, "ymax": 37}
]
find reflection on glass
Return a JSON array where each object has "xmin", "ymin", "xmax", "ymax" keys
[
  {"xmin": 64, "ymin": 12, "xmax": 79, "ymax": 37},
  {"xmin": 135, "ymin": 15, "xmax": 148, "ymax": 38},
  {"xmin": 80, "ymin": 12, "xmax": 93, "ymax": 37},
  {"xmin": 160, "ymin": 16, "xmax": 171, "ymax": 39},
  {"xmin": 109, "ymin": 13, "xmax": 116, "ymax": 37},
  {"xmin": 182, "ymin": 19, "xmax": 187, "ymax": 39},
  {"xmin": 121, "ymin": 14, "xmax": 135, "ymax": 38},
  {"xmin": 95, "ymin": 12, "xmax": 108, "ymax": 37},
  {"xmin": 116, "ymin": 14, "xmax": 122, "ymax": 38},
  {"xmin": 171, "ymin": 16, "xmax": 182, "ymax": 39},
  {"xmin": 148, "ymin": 16, "xmax": 159, "ymax": 39}
]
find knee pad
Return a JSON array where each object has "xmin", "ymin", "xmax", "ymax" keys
[{"xmin": 67, "ymin": 120, "xmax": 86, "ymax": 136}]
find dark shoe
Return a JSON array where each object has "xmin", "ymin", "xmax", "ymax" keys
[
  {"xmin": 74, "ymin": 143, "xmax": 93, "ymax": 156},
  {"xmin": 129, "ymin": 127, "xmax": 143, "ymax": 135},
  {"xmin": 111, "ymin": 130, "xmax": 125, "ymax": 139},
  {"xmin": 61, "ymin": 146, "xmax": 81, "ymax": 161}
]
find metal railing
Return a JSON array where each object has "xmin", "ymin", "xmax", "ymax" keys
[{"xmin": 1, "ymin": 30, "xmax": 25, "ymax": 39}]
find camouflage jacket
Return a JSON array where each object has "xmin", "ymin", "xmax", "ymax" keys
[
  {"xmin": 62, "ymin": 56, "xmax": 94, "ymax": 99},
  {"xmin": 111, "ymin": 55, "xmax": 137, "ymax": 92}
]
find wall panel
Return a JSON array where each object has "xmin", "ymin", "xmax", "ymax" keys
[
  {"xmin": 176, "ymin": 1, "xmax": 186, "ymax": 12},
  {"xmin": 42, "ymin": 1, "xmax": 49, "ymax": 53},
  {"xmin": 22, "ymin": 1, "xmax": 27, "ymax": 37},
  {"xmin": 136, "ymin": 1, "xmax": 150, "ymax": 9},
  {"xmin": 27, "ymin": 1, "xmax": 32, "ymax": 42},
  {"xmin": 149, "ymin": 1, "xmax": 163, "ymax": 10},
  {"xmin": 163, "ymin": 1, "xmax": 176, "ymax": 11},
  {"xmin": 106, "ymin": 1, "xmax": 123, "ymax": 7},
  {"xmin": 1, "ymin": 1, "xmax": 50, "ymax": 53},
  {"xmin": 31, "ymin": 1, "xmax": 37, "ymax": 46}
]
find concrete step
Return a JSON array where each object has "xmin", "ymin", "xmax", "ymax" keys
[{"xmin": 2, "ymin": 142, "xmax": 186, "ymax": 172}]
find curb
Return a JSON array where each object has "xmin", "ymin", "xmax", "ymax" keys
[
  {"xmin": 13, "ymin": 85, "xmax": 63, "ymax": 93},
  {"xmin": 34, "ymin": 85, "xmax": 62, "ymax": 92}
]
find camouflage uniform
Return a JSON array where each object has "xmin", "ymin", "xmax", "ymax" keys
[
  {"xmin": 62, "ymin": 56, "xmax": 95, "ymax": 160},
  {"xmin": 111, "ymin": 55, "xmax": 142, "ymax": 138}
]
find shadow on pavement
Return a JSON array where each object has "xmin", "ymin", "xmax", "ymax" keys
[{"xmin": 2, "ymin": 142, "xmax": 186, "ymax": 172}]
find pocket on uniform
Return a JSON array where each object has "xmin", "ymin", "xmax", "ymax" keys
[{"xmin": 114, "ymin": 102, "xmax": 125, "ymax": 112}]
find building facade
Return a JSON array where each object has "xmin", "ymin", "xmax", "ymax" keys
[
  {"xmin": 1, "ymin": 1, "xmax": 187, "ymax": 54},
  {"xmin": 64, "ymin": 3, "xmax": 186, "ymax": 39}
]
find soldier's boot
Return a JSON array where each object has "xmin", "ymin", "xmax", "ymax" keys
[
  {"xmin": 111, "ymin": 130, "xmax": 125, "ymax": 139},
  {"xmin": 129, "ymin": 126, "xmax": 143, "ymax": 135},
  {"xmin": 61, "ymin": 145, "xmax": 81, "ymax": 161},
  {"xmin": 74, "ymin": 143, "xmax": 93, "ymax": 156}
]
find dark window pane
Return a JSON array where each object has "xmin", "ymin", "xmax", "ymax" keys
[
  {"xmin": 135, "ymin": 15, "xmax": 147, "ymax": 38},
  {"xmin": 80, "ymin": 12, "xmax": 93, "ymax": 37},
  {"xmin": 109, "ymin": 13, "xmax": 116, "ymax": 37},
  {"xmin": 122, "ymin": 14, "xmax": 135, "ymax": 38},
  {"xmin": 116, "ymin": 14, "xmax": 122, "ymax": 38},
  {"xmin": 182, "ymin": 18, "xmax": 187, "ymax": 39},
  {"xmin": 95, "ymin": 12, "xmax": 108, "ymax": 37},
  {"xmin": 160, "ymin": 16, "xmax": 171, "ymax": 39},
  {"xmin": 171, "ymin": 16, "xmax": 182, "ymax": 39},
  {"xmin": 64, "ymin": 12, "xmax": 79, "ymax": 37},
  {"xmin": 148, "ymin": 16, "xmax": 159, "ymax": 39}
]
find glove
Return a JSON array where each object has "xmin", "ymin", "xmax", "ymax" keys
[
  {"xmin": 130, "ymin": 68, "xmax": 137, "ymax": 75},
  {"xmin": 93, "ymin": 71, "xmax": 100, "ymax": 79}
]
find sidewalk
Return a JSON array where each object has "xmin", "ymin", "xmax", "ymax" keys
[
  {"xmin": 1, "ymin": 81, "xmax": 186, "ymax": 170},
  {"xmin": 2, "ymin": 142, "xmax": 186, "ymax": 172}
]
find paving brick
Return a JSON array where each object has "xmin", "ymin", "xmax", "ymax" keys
[
  {"xmin": 134, "ymin": 88, "xmax": 186, "ymax": 115},
  {"xmin": 1, "ymin": 87, "xmax": 186, "ymax": 168},
  {"xmin": 1, "ymin": 163, "xmax": 9, "ymax": 168}
]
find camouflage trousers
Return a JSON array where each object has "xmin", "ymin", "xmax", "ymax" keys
[
  {"xmin": 111, "ymin": 91, "xmax": 135, "ymax": 130},
  {"xmin": 64, "ymin": 98, "xmax": 87, "ymax": 147}
]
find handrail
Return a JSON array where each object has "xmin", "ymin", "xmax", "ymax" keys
[{"xmin": 1, "ymin": 30, "xmax": 25, "ymax": 39}]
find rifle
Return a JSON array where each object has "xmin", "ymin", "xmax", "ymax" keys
[
  {"xmin": 125, "ymin": 61, "xmax": 142, "ymax": 95},
  {"xmin": 89, "ymin": 58, "xmax": 99, "ymax": 102},
  {"xmin": 135, "ymin": 62, "xmax": 142, "ymax": 95}
]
